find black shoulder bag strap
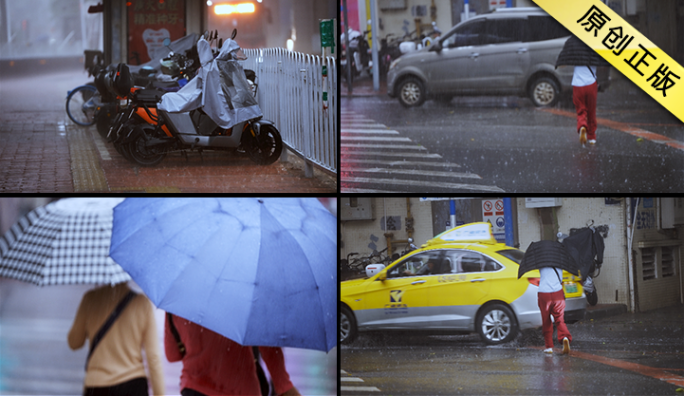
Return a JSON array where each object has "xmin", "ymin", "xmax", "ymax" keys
[
  {"xmin": 86, "ymin": 290, "xmax": 137, "ymax": 370},
  {"xmin": 166, "ymin": 312, "xmax": 186, "ymax": 358},
  {"xmin": 252, "ymin": 347, "xmax": 272, "ymax": 396}
]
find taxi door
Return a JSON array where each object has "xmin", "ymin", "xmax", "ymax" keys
[
  {"xmin": 428, "ymin": 250, "xmax": 495, "ymax": 330},
  {"xmin": 356, "ymin": 250, "xmax": 443, "ymax": 330}
]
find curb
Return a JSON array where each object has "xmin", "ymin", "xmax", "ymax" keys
[{"xmin": 584, "ymin": 304, "xmax": 628, "ymax": 320}]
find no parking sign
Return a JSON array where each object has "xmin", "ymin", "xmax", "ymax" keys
[{"xmin": 482, "ymin": 199, "xmax": 505, "ymax": 241}]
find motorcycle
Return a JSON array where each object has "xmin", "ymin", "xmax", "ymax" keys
[
  {"xmin": 90, "ymin": 34, "xmax": 202, "ymax": 139},
  {"xmin": 105, "ymin": 29, "xmax": 282, "ymax": 167},
  {"xmin": 558, "ymin": 224, "xmax": 606, "ymax": 306},
  {"xmin": 341, "ymin": 29, "xmax": 372, "ymax": 83}
]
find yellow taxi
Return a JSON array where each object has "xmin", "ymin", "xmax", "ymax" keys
[{"xmin": 340, "ymin": 222, "xmax": 586, "ymax": 345}]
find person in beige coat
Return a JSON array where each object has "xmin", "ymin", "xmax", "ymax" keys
[{"xmin": 68, "ymin": 282, "xmax": 165, "ymax": 396}]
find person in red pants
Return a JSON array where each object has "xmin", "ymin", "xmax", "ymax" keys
[
  {"xmin": 573, "ymin": 66, "xmax": 598, "ymax": 146},
  {"xmin": 556, "ymin": 36, "xmax": 609, "ymax": 147},
  {"xmin": 538, "ymin": 267, "xmax": 572, "ymax": 354}
]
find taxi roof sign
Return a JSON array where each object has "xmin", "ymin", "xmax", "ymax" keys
[{"xmin": 423, "ymin": 222, "xmax": 498, "ymax": 247}]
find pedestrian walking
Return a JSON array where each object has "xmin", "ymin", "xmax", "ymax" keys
[
  {"xmin": 68, "ymin": 282, "xmax": 165, "ymax": 396},
  {"xmin": 538, "ymin": 266, "xmax": 572, "ymax": 354},
  {"xmin": 165, "ymin": 313, "xmax": 301, "ymax": 396},
  {"xmin": 555, "ymin": 35, "xmax": 610, "ymax": 146}
]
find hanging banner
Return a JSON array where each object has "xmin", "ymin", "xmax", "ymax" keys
[
  {"xmin": 128, "ymin": 0, "xmax": 186, "ymax": 65},
  {"xmin": 532, "ymin": 0, "xmax": 684, "ymax": 124}
]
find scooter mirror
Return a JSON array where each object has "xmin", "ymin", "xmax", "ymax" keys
[
  {"xmin": 162, "ymin": 38, "xmax": 171, "ymax": 47},
  {"xmin": 231, "ymin": 29, "xmax": 237, "ymax": 40},
  {"xmin": 218, "ymin": 38, "xmax": 223, "ymax": 49}
]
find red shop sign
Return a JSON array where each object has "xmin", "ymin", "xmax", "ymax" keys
[{"xmin": 128, "ymin": 0, "xmax": 186, "ymax": 65}]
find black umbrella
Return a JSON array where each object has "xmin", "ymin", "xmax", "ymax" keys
[
  {"xmin": 517, "ymin": 240, "xmax": 579, "ymax": 279},
  {"xmin": 555, "ymin": 35, "xmax": 610, "ymax": 68}
]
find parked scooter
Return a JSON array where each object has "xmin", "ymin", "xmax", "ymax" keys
[
  {"xmin": 106, "ymin": 29, "xmax": 282, "ymax": 167},
  {"xmin": 90, "ymin": 34, "xmax": 202, "ymax": 139},
  {"xmin": 558, "ymin": 224, "xmax": 606, "ymax": 306},
  {"xmin": 341, "ymin": 28, "xmax": 372, "ymax": 82}
]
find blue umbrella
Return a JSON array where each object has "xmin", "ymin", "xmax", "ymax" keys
[{"xmin": 109, "ymin": 198, "xmax": 336, "ymax": 352}]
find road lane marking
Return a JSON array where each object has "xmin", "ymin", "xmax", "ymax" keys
[
  {"xmin": 341, "ymin": 378, "xmax": 364, "ymax": 382},
  {"xmin": 342, "ymin": 177, "xmax": 505, "ymax": 192},
  {"xmin": 342, "ymin": 151, "xmax": 443, "ymax": 159},
  {"xmin": 342, "ymin": 128, "xmax": 399, "ymax": 135},
  {"xmin": 341, "ymin": 136, "xmax": 412, "ymax": 142},
  {"xmin": 341, "ymin": 143, "xmax": 428, "ymax": 150},
  {"xmin": 341, "ymin": 159, "xmax": 461, "ymax": 168},
  {"xmin": 351, "ymin": 168, "xmax": 481, "ymax": 179},
  {"xmin": 342, "ymin": 123, "xmax": 389, "ymax": 129},
  {"xmin": 540, "ymin": 108, "xmax": 684, "ymax": 152},
  {"xmin": 339, "ymin": 187, "xmax": 401, "ymax": 193},
  {"xmin": 341, "ymin": 386, "xmax": 382, "ymax": 392},
  {"xmin": 529, "ymin": 346, "xmax": 684, "ymax": 387},
  {"xmin": 571, "ymin": 349, "xmax": 684, "ymax": 387}
]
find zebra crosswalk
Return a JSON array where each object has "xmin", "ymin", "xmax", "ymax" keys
[
  {"xmin": 341, "ymin": 110, "xmax": 505, "ymax": 193},
  {"xmin": 340, "ymin": 370, "xmax": 381, "ymax": 393}
]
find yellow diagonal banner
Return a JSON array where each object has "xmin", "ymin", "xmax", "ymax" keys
[{"xmin": 533, "ymin": 0, "xmax": 684, "ymax": 124}]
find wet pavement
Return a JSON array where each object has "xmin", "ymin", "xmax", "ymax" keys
[
  {"xmin": 0, "ymin": 68, "xmax": 337, "ymax": 193},
  {"xmin": 0, "ymin": 278, "xmax": 337, "ymax": 395},
  {"xmin": 341, "ymin": 72, "xmax": 684, "ymax": 193},
  {"xmin": 341, "ymin": 304, "xmax": 684, "ymax": 395}
]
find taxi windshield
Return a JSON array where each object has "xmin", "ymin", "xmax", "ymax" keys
[{"xmin": 495, "ymin": 248, "xmax": 524, "ymax": 264}]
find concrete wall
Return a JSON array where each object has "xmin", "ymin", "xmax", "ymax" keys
[
  {"xmin": 340, "ymin": 197, "xmax": 434, "ymax": 261},
  {"xmin": 517, "ymin": 198, "xmax": 630, "ymax": 307},
  {"xmin": 630, "ymin": 198, "xmax": 684, "ymax": 311}
]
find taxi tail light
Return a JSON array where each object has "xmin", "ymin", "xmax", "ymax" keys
[{"xmin": 528, "ymin": 277, "xmax": 540, "ymax": 286}]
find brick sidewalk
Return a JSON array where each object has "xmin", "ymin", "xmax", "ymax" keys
[{"xmin": 0, "ymin": 110, "xmax": 337, "ymax": 193}]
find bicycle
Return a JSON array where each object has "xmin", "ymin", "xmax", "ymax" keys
[{"xmin": 65, "ymin": 50, "xmax": 105, "ymax": 126}]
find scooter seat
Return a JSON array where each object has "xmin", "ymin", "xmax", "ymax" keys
[{"xmin": 134, "ymin": 88, "xmax": 165, "ymax": 104}]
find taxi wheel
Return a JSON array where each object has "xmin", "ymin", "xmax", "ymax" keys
[
  {"xmin": 340, "ymin": 306, "xmax": 358, "ymax": 344},
  {"xmin": 476, "ymin": 303, "xmax": 518, "ymax": 345}
]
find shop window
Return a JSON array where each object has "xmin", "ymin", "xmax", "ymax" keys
[{"xmin": 641, "ymin": 247, "xmax": 656, "ymax": 280}]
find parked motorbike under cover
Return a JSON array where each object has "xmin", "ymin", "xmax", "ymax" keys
[
  {"xmin": 127, "ymin": 33, "xmax": 199, "ymax": 74},
  {"xmin": 158, "ymin": 37, "xmax": 261, "ymax": 130}
]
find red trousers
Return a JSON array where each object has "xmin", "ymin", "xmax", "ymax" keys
[
  {"xmin": 573, "ymin": 82, "xmax": 598, "ymax": 140},
  {"xmin": 538, "ymin": 290, "xmax": 572, "ymax": 349}
]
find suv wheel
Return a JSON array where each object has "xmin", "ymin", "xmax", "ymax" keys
[
  {"xmin": 476, "ymin": 303, "xmax": 518, "ymax": 345},
  {"xmin": 529, "ymin": 76, "xmax": 559, "ymax": 107},
  {"xmin": 398, "ymin": 77, "xmax": 426, "ymax": 107},
  {"xmin": 340, "ymin": 306, "xmax": 358, "ymax": 344}
]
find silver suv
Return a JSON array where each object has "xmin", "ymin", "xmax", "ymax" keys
[{"xmin": 387, "ymin": 7, "xmax": 609, "ymax": 107}]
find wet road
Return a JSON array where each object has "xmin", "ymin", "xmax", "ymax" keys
[
  {"xmin": 341, "ymin": 75, "xmax": 684, "ymax": 193},
  {"xmin": 341, "ymin": 306, "xmax": 684, "ymax": 395},
  {"xmin": 0, "ymin": 279, "xmax": 337, "ymax": 395}
]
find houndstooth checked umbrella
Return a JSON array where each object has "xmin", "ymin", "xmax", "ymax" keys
[{"xmin": 0, "ymin": 198, "xmax": 131, "ymax": 286}]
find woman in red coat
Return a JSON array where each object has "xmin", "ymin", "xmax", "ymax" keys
[{"xmin": 164, "ymin": 313, "xmax": 300, "ymax": 396}]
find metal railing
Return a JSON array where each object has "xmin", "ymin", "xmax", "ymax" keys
[{"xmin": 243, "ymin": 48, "xmax": 337, "ymax": 176}]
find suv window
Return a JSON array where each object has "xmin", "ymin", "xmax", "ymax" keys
[
  {"xmin": 485, "ymin": 18, "xmax": 527, "ymax": 44},
  {"xmin": 444, "ymin": 20, "xmax": 486, "ymax": 48},
  {"xmin": 527, "ymin": 16, "xmax": 570, "ymax": 42}
]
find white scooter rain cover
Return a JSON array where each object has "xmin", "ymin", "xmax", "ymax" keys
[{"xmin": 158, "ymin": 37, "xmax": 262, "ymax": 130}]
